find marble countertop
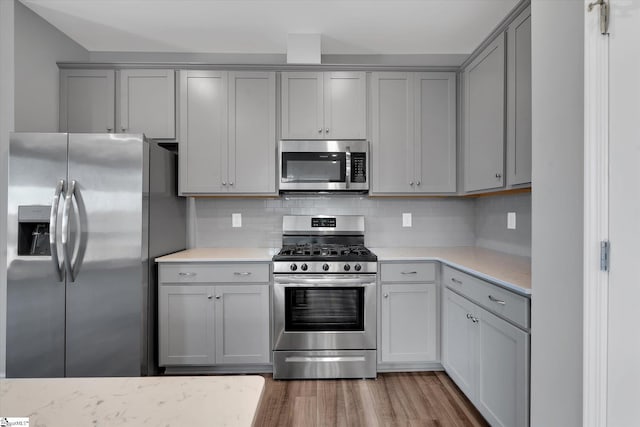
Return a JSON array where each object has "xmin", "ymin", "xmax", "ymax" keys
[
  {"xmin": 371, "ymin": 246, "xmax": 531, "ymax": 295},
  {"xmin": 0, "ymin": 375, "xmax": 264, "ymax": 427},
  {"xmin": 156, "ymin": 247, "xmax": 278, "ymax": 263}
]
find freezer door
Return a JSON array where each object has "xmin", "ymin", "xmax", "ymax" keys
[
  {"xmin": 6, "ymin": 133, "xmax": 68, "ymax": 377},
  {"xmin": 65, "ymin": 133, "xmax": 146, "ymax": 376}
]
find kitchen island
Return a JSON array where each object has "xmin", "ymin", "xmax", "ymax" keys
[{"xmin": 0, "ymin": 375, "xmax": 264, "ymax": 427}]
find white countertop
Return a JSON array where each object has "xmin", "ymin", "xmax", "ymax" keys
[
  {"xmin": 0, "ymin": 375, "xmax": 264, "ymax": 427},
  {"xmin": 371, "ymin": 246, "xmax": 531, "ymax": 295},
  {"xmin": 156, "ymin": 247, "xmax": 278, "ymax": 263}
]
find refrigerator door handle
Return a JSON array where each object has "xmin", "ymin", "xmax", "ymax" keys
[
  {"xmin": 61, "ymin": 179, "xmax": 77, "ymax": 282},
  {"xmin": 49, "ymin": 179, "xmax": 65, "ymax": 281}
]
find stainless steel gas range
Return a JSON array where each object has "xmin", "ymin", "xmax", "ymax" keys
[{"xmin": 272, "ymin": 215, "xmax": 377, "ymax": 379}]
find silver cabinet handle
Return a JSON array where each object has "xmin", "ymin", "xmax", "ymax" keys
[
  {"xmin": 325, "ymin": 128, "xmax": 330, "ymax": 133},
  {"xmin": 471, "ymin": 316, "xmax": 479, "ymax": 323},
  {"xmin": 416, "ymin": 181, "xmax": 421, "ymax": 186},
  {"xmin": 229, "ymin": 182, "xmax": 233, "ymax": 186},
  {"xmin": 401, "ymin": 271, "xmax": 417, "ymax": 275},
  {"xmin": 178, "ymin": 272, "xmax": 196, "ymax": 277},
  {"xmin": 234, "ymin": 272, "xmax": 252, "ymax": 276},
  {"xmin": 207, "ymin": 295, "xmax": 213, "ymax": 300},
  {"xmin": 383, "ymin": 293, "xmax": 389, "ymax": 298},
  {"xmin": 121, "ymin": 127, "xmax": 127, "ymax": 132},
  {"xmin": 495, "ymin": 172, "xmax": 502, "ymax": 178},
  {"xmin": 488, "ymin": 295, "xmax": 506, "ymax": 305},
  {"xmin": 61, "ymin": 180, "xmax": 77, "ymax": 282},
  {"xmin": 222, "ymin": 181, "xmax": 227, "ymax": 186},
  {"xmin": 106, "ymin": 127, "xmax": 113, "ymax": 132},
  {"xmin": 215, "ymin": 295, "xmax": 221, "ymax": 300},
  {"xmin": 50, "ymin": 180, "xmax": 65, "ymax": 281},
  {"xmin": 451, "ymin": 277, "xmax": 463, "ymax": 285},
  {"xmin": 318, "ymin": 129, "xmax": 323, "ymax": 133},
  {"xmin": 409, "ymin": 181, "xmax": 414, "ymax": 186}
]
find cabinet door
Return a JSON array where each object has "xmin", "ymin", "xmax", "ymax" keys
[
  {"xmin": 464, "ymin": 33, "xmax": 506, "ymax": 192},
  {"xmin": 507, "ymin": 7, "xmax": 532, "ymax": 186},
  {"xmin": 324, "ymin": 72, "xmax": 367, "ymax": 139},
  {"xmin": 214, "ymin": 285, "xmax": 270, "ymax": 364},
  {"xmin": 281, "ymin": 72, "xmax": 324, "ymax": 139},
  {"xmin": 476, "ymin": 307, "xmax": 529, "ymax": 427},
  {"xmin": 371, "ymin": 72, "xmax": 414, "ymax": 193},
  {"xmin": 178, "ymin": 70, "xmax": 228, "ymax": 194},
  {"xmin": 159, "ymin": 285, "xmax": 215, "ymax": 366},
  {"xmin": 119, "ymin": 69, "xmax": 175, "ymax": 139},
  {"xmin": 381, "ymin": 283, "xmax": 437, "ymax": 363},
  {"xmin": 442, "ymin": 289, "xmax": 477, "ymax": 400},
  {"xmin": 59, "ymin": 69, "xmax": 115, "ymax": 133},
  {"xmin": 228, "ymin": 71, "xmax": 276, "ymax": 194},
  {"xmin": 414, "ymin": 72, "xmax": 457, "ymax": 193}
]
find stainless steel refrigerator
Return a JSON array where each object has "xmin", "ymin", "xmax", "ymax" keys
[{"xmin": 6, "ymin": 133, "xmax": 186, "ymax": 378}]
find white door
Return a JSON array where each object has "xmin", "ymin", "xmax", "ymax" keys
[{"xmin": 607, "ymin": 1, "xmax": 640, "ymax": 425}]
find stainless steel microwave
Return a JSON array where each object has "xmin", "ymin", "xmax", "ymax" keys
[{"xmin": 278, "ymin": 140, "xmax": 369, "ymax": 192}]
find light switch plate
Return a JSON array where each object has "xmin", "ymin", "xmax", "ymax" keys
[
  {"xmin": 507, "ymin": 212, "xmax": 516, "ymax": 229},
  {"xmin": 232, "ymin": 213, "xmax": 242, "ymax": 228},
  {"xmin": 402, "ymin": 213, "xmax": 412, "ymax": 228}
]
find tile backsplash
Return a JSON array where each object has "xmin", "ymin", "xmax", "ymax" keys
[{"xmin": 189, "ymin": 192, "xmax": 532, "ymax": 257}]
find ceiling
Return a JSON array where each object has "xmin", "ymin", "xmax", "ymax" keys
[{"xmin": 21, "ymin": 0, "xmax": 519, "ymax": 55}]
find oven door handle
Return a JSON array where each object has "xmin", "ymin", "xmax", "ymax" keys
[{"xmin": 274, "ymin": 276, "xmax": 376, "ymax": 286}]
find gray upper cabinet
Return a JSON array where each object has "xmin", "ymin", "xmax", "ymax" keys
[
  {"xmin": 179, "ymin": 70, "xmax": 276, "ymax": 195},
  {"xmin": 507, "ymin": 7, "xmax": 532, "ymax": 187},
  {"xmin": 118, "ymin": 69, "xmax": 175, "ymax": 139},
  {"xmin": 59, "ymin": 69, "xmax": 115, "ymax": 133},
  {"xmin": 463, "ymin": 33, "xmax": 506, "ymax": 192},
  {"xmin": 371, "ymin": 72, "xmax": 456, "ymax": 195},
  {"xmin": 281, "ymin": 71, "xmax": 366, "ymax": 139},
  {"xmin": 179, "ymin": 70, "xmax": 228, "ymax": 194}
]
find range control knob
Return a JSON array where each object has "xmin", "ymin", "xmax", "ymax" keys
[
  {"xmin": 343, "ymin": 264, "xmax": 351, "ymax": 271},
  {"xmin": 322, "ymin": 263, "xmax": 330, "ymax": 271},
  {"xmin": 300, "ymin": 263, "xmax": 308, "ymax": 271},
  {"xmin": 290, "ymin": 263, "xmax": 298, "ymax": 271},
  {"xmin": 354, "ymin": 264, "xmax": 362, "ymax": 272}
]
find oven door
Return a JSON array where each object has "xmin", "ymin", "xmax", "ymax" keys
[{"xmin": 273, "ymin": 275, "xmax": 376, "ymax": 351}]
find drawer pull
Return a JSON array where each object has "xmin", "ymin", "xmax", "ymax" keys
[
  {"xmin": 451, "ymin": 277, "xmax": 463, "ymax": 285},
  {"xmin": 488, "ymin": 295, "xmax": 506, "ymax": 305},
  {"xmin": 401, "ymin": 271, "xmax": 417, "ymax": 275},
  {"xmin": 234, "ymin": 272, "xmax": 252, "ymax": 276},
  {"xmin": 178, "ymin": 272, "xmax": 196, "ymax": 277}
]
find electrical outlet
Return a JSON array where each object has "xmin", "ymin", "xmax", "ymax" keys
[
  {"xmin": 232, "ymin": 213, "xmax": 242, "ymax": 228},
  {"xmin": 402, "ymin": 213, "xmax": 412, "ymax": 227},
  {"xmin": 507, "ymin": 212, "xmax": 516, "ymax": 229}
]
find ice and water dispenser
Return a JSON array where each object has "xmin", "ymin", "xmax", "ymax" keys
[{"xmin": 17, "ymin": 205, "xmax": 51, "ymax": 256}]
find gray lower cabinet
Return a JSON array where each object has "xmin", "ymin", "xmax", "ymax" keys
[
  {"xmin": 158, "ymin": 263, "xmax": 270, "ymax": 367},
  {"xmin": 463, "ymin": 33, "xmax": 506, "ymax": 192},
  {"xmin": 442, "ymin": 266, "xmax": 530, "ymax": 427},
  {"xmin": 379, "ymin": 262, "xmax": 438, "ymax": 365},
  {"xmin": 178, "ymin": 70, "xmax": 276, "ymax": 195},
  {"xmin": 371, "ymin": 72, "xmax": 456, "ymax": 195}
]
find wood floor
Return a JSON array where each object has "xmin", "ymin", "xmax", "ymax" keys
[{"xmin": 253, "ymin": 371, "xmax": 488, "ymax": 427}]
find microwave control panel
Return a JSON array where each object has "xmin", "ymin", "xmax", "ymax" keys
[{"xmin": 351, "ymin": 153, "xmax": 367, "ymax": 183}]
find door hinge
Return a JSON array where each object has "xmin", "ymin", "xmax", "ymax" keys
[
  {"xmin": 600, "ymin": 240, "xmax": 610, "ymax": 272},
  {"xmin": 588, "ymin": 0, "xmax": 610, "ymax": 35}
]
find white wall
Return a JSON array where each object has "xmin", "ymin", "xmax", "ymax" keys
[
  {"xmin": 0, "ymin": 0, "xmax": 16, "ymax": 379},
  {"xmin": 14, "ymin": 0, "xmax": 88, "ymax": 131},
  {"xmin": 0, "ymin": 0, "xmax": 89, "ymax": 377},
  {"xmin": 531, "ymin": 1, "xmax": 584, "ymax": 425}
]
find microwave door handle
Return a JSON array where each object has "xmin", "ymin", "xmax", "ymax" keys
[{"xmin": 345, "ymin": 146, "xmax": 351, "ymax": 189}]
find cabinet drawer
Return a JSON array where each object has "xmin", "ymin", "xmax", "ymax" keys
[
  {"xmin": 380, "ymin": 262, "xmax": 436, "ymax": 283},
  {"xmin": 443, "ymin": 265, "xmax": 529, "ymax": 329},
  {"xmin": 159, "ymin": 263, "xmax": 270, "ymax": 284}
]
